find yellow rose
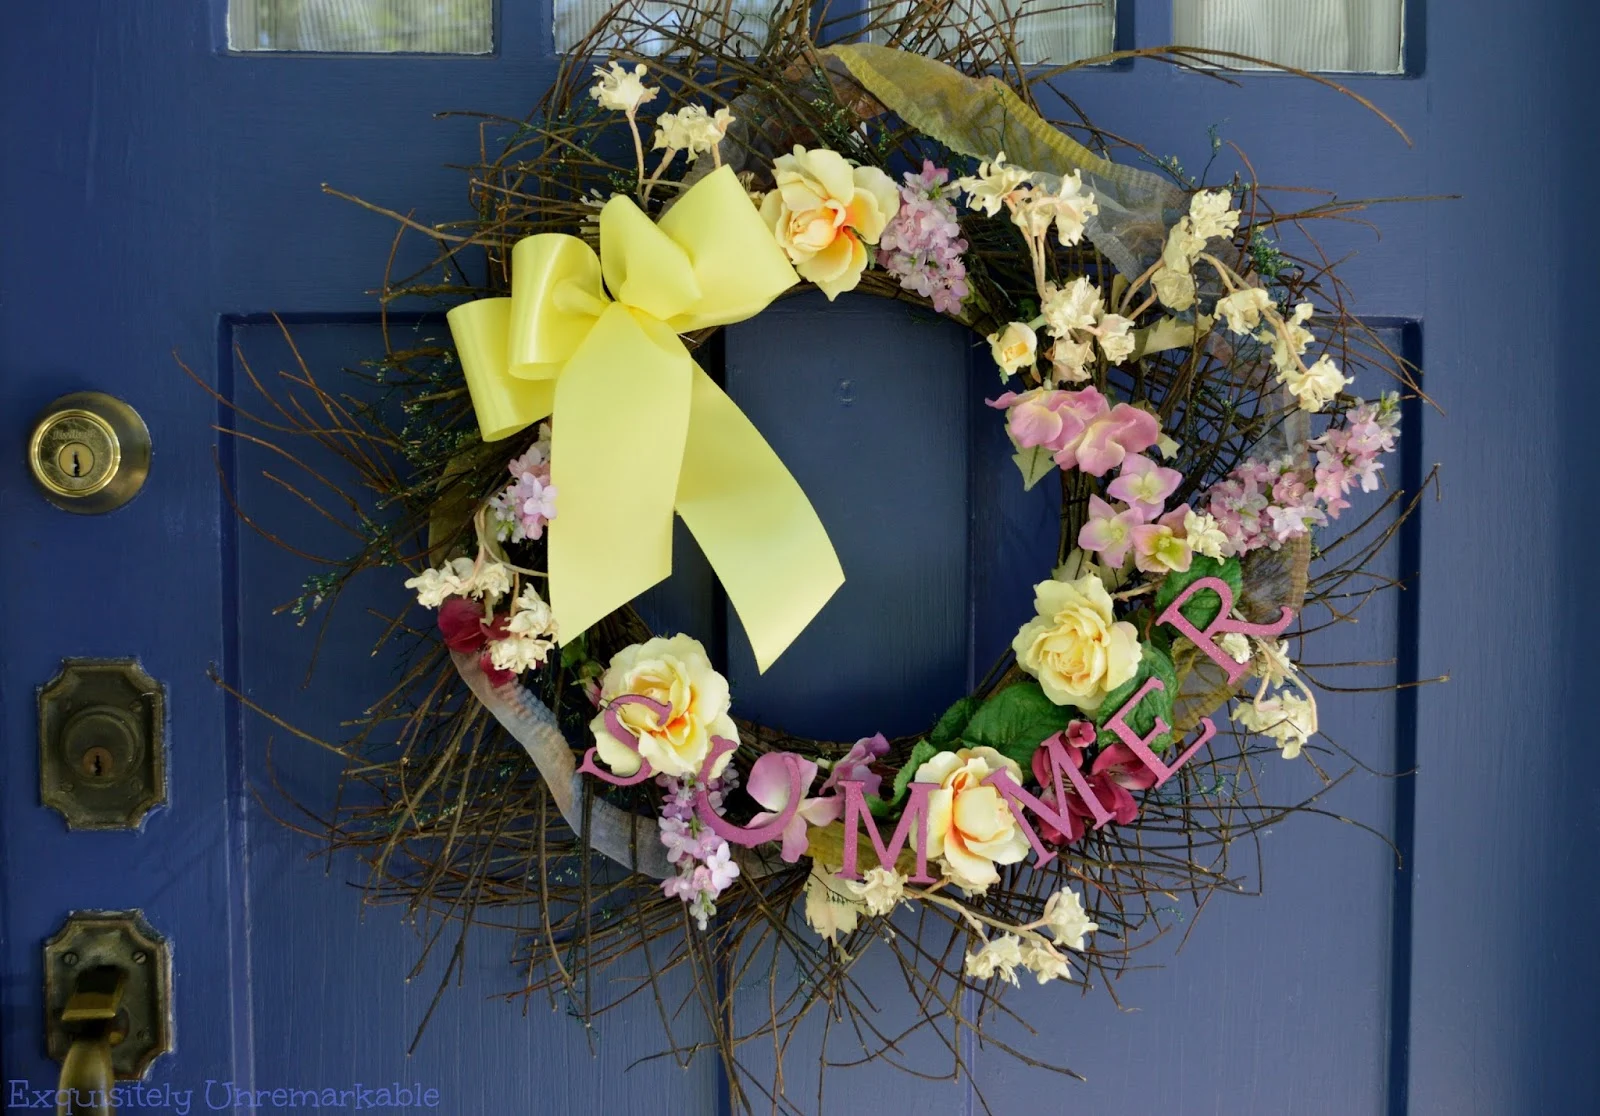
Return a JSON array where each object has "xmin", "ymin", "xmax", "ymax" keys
[
  {"xmin": 760, "ymin": 146, "xmax": 899, "ymax": 300},
  {"xmin": 1012, "ymin": 574, "xmax": 1142, "ymax": 712},
  {"xmin": 987, "ymin": 321, "xmax": 1038, "ymax": 376},
  {"xmin": 589, "ymin": 634, "xmax": 737, "ymax": 779},
  {"xmin": 916, "ymin": 746, "xmax": 1031, "ymax": 893}
]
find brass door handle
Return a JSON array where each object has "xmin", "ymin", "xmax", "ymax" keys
[{"xmin": 56, "ymin": 965, "xmax": 126, "ymax": 1116}]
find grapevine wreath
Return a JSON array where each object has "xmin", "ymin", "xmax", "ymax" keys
[{"xmin": 216, "ymin": 0, "xmax": 1426, "ymax": 1105}]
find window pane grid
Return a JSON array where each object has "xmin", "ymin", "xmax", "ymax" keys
[
  {"xmin": 867, "ymin": 0, "xmax": 1116, "ymax": 66},
  {"xmin": 1173, "ymin": 0, "xmax": 1405, "ymax": 74},
  {"xmin": 228, "ymin": 0, "xmax": 494, "ymax": 54}
]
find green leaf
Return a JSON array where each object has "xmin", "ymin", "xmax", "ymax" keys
[
  {"xmin": 1013, "ymin": 446, "xmax": 1057, "ymax": 491},
  {"xmin": 1154, "ymin": 555, "xmax": 1243, "ymax": 632},
  {"xmin": 930, "ymin": 695, "xmax": 981, "ymax": 746},
  {"xmin": 961, "ymin": 681, "xmax": 1075, "ymax": 769},
  {"xmin": 559, "ymin": 633, "xmax": 590, "ymax": 670},
  {"xmin": 1092, "ymin": 642, "xmax": 1179, "ymax": 754},
  {"xmin": 868, "ymin": 739, "xmax": 941, "ymax": 817}
]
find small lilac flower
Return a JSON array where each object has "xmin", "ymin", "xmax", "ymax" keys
[{"xmin": 877, "ymin": 161, "xmax": 970, "ymax": 317}]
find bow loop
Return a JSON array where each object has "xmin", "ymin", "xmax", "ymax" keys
[
  {"xmin": 598, "ymin": 196, "xmax": 703, "ymax": 322},
  {"xmin": 446, "ymin": 165, "xmax": 843, "ymax": 671},
  {"xmin": 508, "ymin": 235, "xmax": 605, "ymax": 376}
]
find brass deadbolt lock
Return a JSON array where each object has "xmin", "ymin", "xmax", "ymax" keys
[{"xmin": 28, "ymin": 392, "xmax": 151, "ymax": 513}]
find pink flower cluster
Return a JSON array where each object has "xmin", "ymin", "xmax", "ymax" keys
[
  {"xmin": 1206, "ymin": 394, "xmax": 1400, "ymax": 557},
  {"xmin": 658, "ymin": 770, "xmax": 741, "ymax": 930},
  {"xmin": 1030, "ymin": 722, "xmax": 1157, "ymax": 845},
  {"xmin": 488, "ymin": 424, "xmax": 558, "ymax": 544},
  {"xmin": 877, "ymin": 161, "xmax": 969, "ymax": 316},
  {"xmin": 988, "ymin": 384, "xmax": 1160, "ymax": 476}
]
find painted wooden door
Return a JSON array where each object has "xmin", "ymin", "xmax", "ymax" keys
[{"xmin": 3, "ymin": 2, "xmax": 1595, "ymax": 1113}]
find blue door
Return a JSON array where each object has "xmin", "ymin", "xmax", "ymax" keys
[{"xmin": 3, "ymin": 2, "xmax": 1594, "ymax": 1112}]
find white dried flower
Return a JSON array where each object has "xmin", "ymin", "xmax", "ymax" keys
[
  {"xmin": 652, "ymin": 104, "xmax": 733, "ymax": 155},
  {"xmin": 1219, "ymin": 632, "xmax": 1253, "ymax": 664},
  {"xmin": 1152, "ymin": 264, "xmax": 1197, "ymax": 312},
  {"xmin": 1048, "ymin": 337, "xmax": 1094, "ymax": 384},
  {"xmin": 1284, "ymin": 354, "xmax": 1350, "ymax": 413},
  {"xmin": 589, "ymin": 61, "xmax": 657, "ymax": 114},
  {"xmin": 1020, "ymin": 940, "xmax": 1074, "ymax": 984},
  {"xmin": 1262, "ymin": 301, "xmax": 1315, "ymax": 372},
  {"xmin": 404, "ymin": 558, "xmax": 468, "ymax": 608},
  {"xmin": 1184, "ymin": 509, "xmax": 1230, "ymax": 560},
  {"xmin": 1252, "ymin": 638, "xmax": 1295, "ymax": 686},
  {"xmin": 1038, "ymin": 170, "xmax": 1098, "ymax": 246},
  {"xmin": 1188, "ymin": 189, "xmax": 1240, "ymax": 242},
  {"xmin": 848, "ymin": 866, "xmax": 908, "ymax": 917},
  {"xmin": 1233, "ymin": 691, "xmax": 1318, "ymax": 759},
  {"xmin": 1041, "ymin": 887, "xmax": 1098, "ymax": 951},
  {"xmin": 487, "ymin": 633, "xmax": 551, "ymax": 674},
  {"xmin": 470, "ymin": 560, "xmax": 513, "ymax": 601},
  {"xmin": 964, "ymin": 933, "xmax": 1024, "ymax": 984},
  {"xmin": 1215, "ymin": 287, "xmax": 1272, "ymax": 336},
  {"xmin": 954, "ymin": 152, "xmax": 1031, "ymax": 217},
  {"xmin": 1041, "ymin": 276, "xmax": 1103, "ymax": 337},
  {"xmin": 803, "ymin": 861, "xmax": 863, "ymax": 942},
  {"xmin": 1092, "ymin": 312, "xmax": 1136, "ymax": 364}
]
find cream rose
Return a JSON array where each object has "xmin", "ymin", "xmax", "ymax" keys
[
  {"xmin": 760, "ymin": 146, "xmax": 899, "ymax": 300},
  {"xmin": 987, "ymin": 321, "xmax": 1038, "ymax": 376},
  {"xmin": 916, "ymin": 746, "xmax": 1031, "ymax": 893},
  {"xmin": 1012, "ymin": 574, "xmax": 1142, "ymax": 712},
  {"xmin": 589, "ymin": 634, "xmax": 737, "ymax": 779}
]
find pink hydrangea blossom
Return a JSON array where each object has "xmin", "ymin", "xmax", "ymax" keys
[
  {"xmin": 1078, "ymin": 494, "xmax": 1144, "ymax": 567},
  {"xmin": 1107, "ymin": 454, "xmax": 1183, "ymax": 521},
  {"xmin": 987, "ymin": 385, "xmax": 1160, "ymax": 477},
  {"xmin": 877, "ymin": 161, "xmax": 970, "ymax": 316},
  {"xmin": 1129, "ymin": 506, "xmax": 1194, "ymax": 575}
]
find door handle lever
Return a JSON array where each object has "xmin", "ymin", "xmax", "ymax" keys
[{"xmin": 55, "ymin": 964, "xmax": 127, "ymax": 1116}]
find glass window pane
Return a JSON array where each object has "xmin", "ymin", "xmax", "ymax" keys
[
  {"xmin": 228, "ymin": 0, "xmax": 493, "ymax": 54},
  {"xmin": 554, "ymin": 0, "xmax": 778, "ymax": 55},
  {"xmin": 869, "ymin": 0, "xmax": 1116, "ymax": 67},
  {"xmin": 1173, "ymin": 0, "xmax": 1404, "ymax": 74}
]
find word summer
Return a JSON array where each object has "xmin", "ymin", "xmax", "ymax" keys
[
  {"xmin": 7, "ymin": 1080, "xmax": 441, "ymax": 1113},
  {"xmin": 583, "ymin": 575, "xmax": 1295, "ymax": 879}
]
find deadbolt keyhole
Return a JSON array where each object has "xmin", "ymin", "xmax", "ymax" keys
[
  {"xmin": 54, "ymin": 440, "xmax": 95, "ymax": 481},
  {"xmin": 80, "ymin": 746, "xmax": 116, "ymax": 780}
]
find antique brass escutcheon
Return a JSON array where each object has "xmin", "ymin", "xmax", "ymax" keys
[
  {"xmin": 27, "ymin": 392, "xmax": 151, "ymax": 513},
  {"xmin": 39, "ymin": 660, "xmax": 166, "ymax": 830},
  {"xmin": 44, "ymin": 911, "xmax": 173, "ymax": 1083}
]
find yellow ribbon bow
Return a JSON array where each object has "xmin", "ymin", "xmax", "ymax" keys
[{"xmin": 446, "ymin": 165, "xmax": 844, "ymax": 671}]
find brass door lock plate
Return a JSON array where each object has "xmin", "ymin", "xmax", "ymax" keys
[
  {"xmin": 45, "ymin": 911, "xmax": 173, "ymax": 1079},
  {"xmin": 40, "ymin": 660, "xmax": 166, "ymax": 831},
  {"xmin": 27, "ymin": 392, "xmax": 151, "ymax": 514}
]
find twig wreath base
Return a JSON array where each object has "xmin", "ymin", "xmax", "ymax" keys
[{"xmin": 211, "ymin": 0, "xmax": 1427, "ymax": 1105}]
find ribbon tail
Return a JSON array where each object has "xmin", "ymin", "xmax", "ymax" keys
[
  {"xmin": 447, "ymin": 297, "xmax": 556, "ymax": 442},
  {"xmin": 546, "ymin": 303, "xmax": 693, "ymax": 644},
  {"xmin": 676, "ymin": 364, "xmax": 844, "ymax": 672}
]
